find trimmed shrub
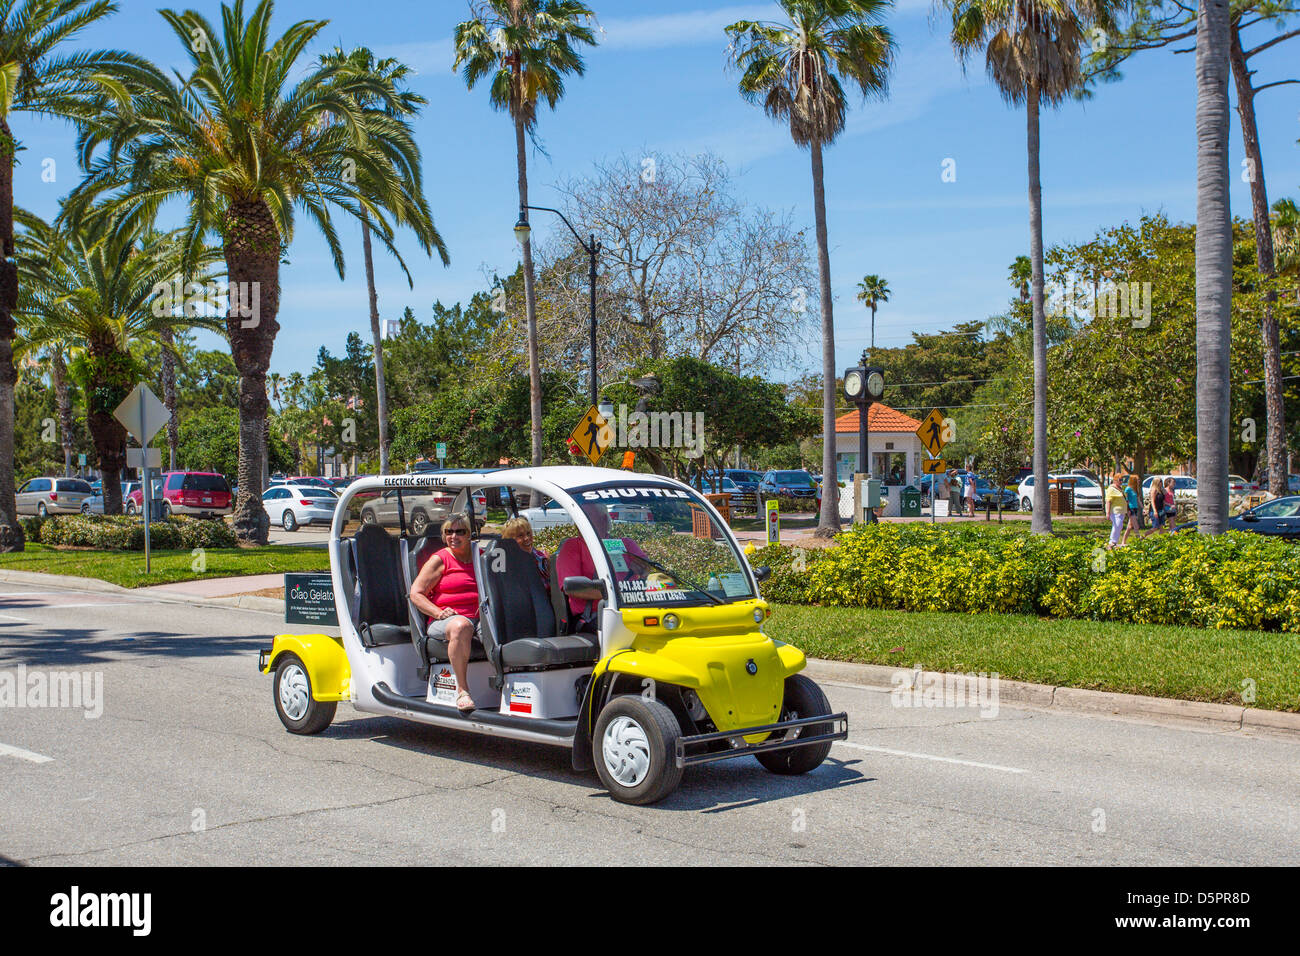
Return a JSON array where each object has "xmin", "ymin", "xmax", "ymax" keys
[
  {"xmin": 748, "ymin": 523, "xmax": 1300, "ymax": 632},
  {"xmin": 24, "ymin": 514, "xmax": 236, "ymax": 552}
]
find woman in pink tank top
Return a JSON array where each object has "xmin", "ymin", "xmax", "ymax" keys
[{"xmin": 409, "ymin": 513, "xmax": 480, "ymax": 712}]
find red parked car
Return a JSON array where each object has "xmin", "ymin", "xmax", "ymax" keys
[{"xmin": 127, "ymin": 471, "xmax": 232, "ymax": 519}]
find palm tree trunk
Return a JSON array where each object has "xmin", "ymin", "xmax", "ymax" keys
[
  {"xmin": 224, "ymin": 198, "xmax": 281, "ymax": 545},
  {"xmin": 870, "ymin": 303, "xmax": 876, "ymax": 351},
  {"xmin": 160, "ymin": 327, "xmax": 179, "ymax": 471},
  {"xmin": 1196, "ymin": 0, "xmax": 1232, "ymax": 534},
  {"xmin": 810, "ymin": 135, "xmax": 840, "ymax": 538},
  {"xmin": 516, "ymin": 110, "xmax": 544, "ymax": 502},
  {"xmin": 1228, "ymin": 24, "xmax": 1286, "ymax": 496},
  {"xmin": 86, "ymin": 338, "xmax": 127, "ymax": 516},
  {"xmin": 1027, "ymin": 86, "xmax": 1051, "ymax": 534},
  {"xmin": 50, "ymin": 350, "xmax": 75, "ymax": 476},
  {"xmin": 0, "ymin": 116, "xmax": 23, "ymax": 551},
  {"xmin": 361, "ymin": 219, "xmax": 391, "ymax": 474}
]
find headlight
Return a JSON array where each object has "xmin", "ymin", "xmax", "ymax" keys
[
  {"xmin": 663, "ymin": 613, "xmax": 680, "ymax": 630},
  {"xmin": 753, "ymin": 608, "xmax": 764, "ymax": 623}
]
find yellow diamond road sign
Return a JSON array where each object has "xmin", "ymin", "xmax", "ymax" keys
[
  {"xmin": 922, "ymin": 458, "xmax": 946, "ymax": 475},
  {"xmin": 916, "ymin": 409, "xmax": 947, "ymax": 458},
  {"xmin": 569, "ymin": 405, "xmax": 613, "ymax": 464}
]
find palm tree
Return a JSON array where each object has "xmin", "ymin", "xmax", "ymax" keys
[
  {"xmin": 454, "ymin": 0, "xmax": 597, "ymax": 477},
  {"xmin": 66, "ymin": 0, "xmax": 437, "ymax": 543},
  {"xmin": 941, "ymin": 0, "xmax": 1119, "ymax": 533},
  {"xmin": 320, "ymin": 46, "xmax": 449, "ymax": 476},
  {"xmin": 726, "ymin": 0, "xmax": 896, "ymax": 538},
  {"xmin": 855, "ymin": 273, "xmax": 890, "ymax": 349},
  {"xmin": 1008, "ymin": 254, "xmax": 1032, "ymax": 302},
  {"xmin": 15, "ymin": 209, "xmax": 222, "ymax": 514},
  {"xmin": 1274, "ymin": 198, "xmax": 1300, "ymax": 281},
  {"xmin": 0, "ymin": 0, "xmax": 150, "ymax": 550},
  {"xmin": 1194, "ymin": 0, "xmax": 1231, "ymax": 533}
]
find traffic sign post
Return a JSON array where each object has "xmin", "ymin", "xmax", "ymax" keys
[
  {"xmin": 114, "ymin": 385, "xmax": 170, "ymax": 574},
  {"xmin": 436, "ymin": 442, "xmax": 447, "ymax": 468},
  {"xmin": 765, "ymin": 498, "xmax": 780, "ymax": 543},
  {"xmin": 916, "ymin": 410, "xmax": 948, "ymax": 523},
  {"xmin": 568, "ymin": 406, "xmax": 612, "ymax": 465}
]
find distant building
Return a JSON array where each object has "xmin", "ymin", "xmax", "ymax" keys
[{"xmin": 833, "ymin": 404, "xmax": 924, "ymax": 486}]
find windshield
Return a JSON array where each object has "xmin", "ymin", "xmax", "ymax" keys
[
  {"xmin": 567, "ymin": 482, "xmax": 756, "ymax": 607},
  {"xmin": 774, "ymin": 471, "xmax": 814, "ymax": 485}
]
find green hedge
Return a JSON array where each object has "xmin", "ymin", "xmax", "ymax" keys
[
  {"xmin": 21, "ymin": 514, "xmax": 238, "ymax": 552},
  {"xmin": 745, "ymin": 523, "xmax": 1300, "ymax": 633}
]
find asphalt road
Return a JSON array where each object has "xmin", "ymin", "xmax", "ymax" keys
[{"xmin": 2, "ymin": 580, "xmax": 1298, "ymax": 866}]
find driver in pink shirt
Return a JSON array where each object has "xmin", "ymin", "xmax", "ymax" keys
[{"xmin": 556, "ymin": 502, "xmax": 647, "ymax": 626}]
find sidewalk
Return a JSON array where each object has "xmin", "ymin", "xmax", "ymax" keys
[{"xmin": 135, "ymin": 573, "xmax": 286, "ymax": 599}]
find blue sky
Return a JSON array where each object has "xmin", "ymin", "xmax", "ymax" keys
[{"xmin": 13, "ymin": 0, "xmax": 1300, "ymax": 383}]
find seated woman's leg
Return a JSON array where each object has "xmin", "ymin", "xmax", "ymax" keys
[{"xmin": 445, "ymin": 616, "xmax": 475, "ymax": 702}]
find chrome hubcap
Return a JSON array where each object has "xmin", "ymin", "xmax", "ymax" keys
[
  {"xmin": 602, "ymin": 716, "xmax": 651, "ymax": 787},
  {"xmin": 279, "ymin": 664, "xmax": 310, "ymax": 721}
]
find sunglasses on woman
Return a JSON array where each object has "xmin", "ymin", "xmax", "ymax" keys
[{"xmin": 444, "ymin": 527, "xmax": 468, "ymax": 537}]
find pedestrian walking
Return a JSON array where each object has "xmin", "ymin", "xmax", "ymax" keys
[
  {"xmin": 1105, "ymin": 472, "xmax": 1126, "ymax": 548},
  {"xmin": 1163, "ymin": 477, "xmax": 1178, "ymax": 528},
  {"xmin": 947, "ymin": 469, "xmax": 962, "ymax": 517},
  {"xmin": 1119, "ymin": 473, "xmax": 1143, "ymax": 546},
  {"xmin": 1149, "ymin": 475, "xmax": 1168, "ymax": 534},
  {"xmin": 963, "ymin": 471, "xmax": 977, "ymax": 517}
]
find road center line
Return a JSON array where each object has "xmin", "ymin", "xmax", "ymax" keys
[
  {"xmin": 0, "ymin": 742, "xmax": 55, "ymax": 764},
  {"xmin": 835, "ymin": 741, "xmax": 1027, "ymax": 774}
]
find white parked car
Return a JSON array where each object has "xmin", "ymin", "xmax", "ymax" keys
[
  {"xmin": 262, "ymin": 483, "xmax": 339, "ymax": 532},
  {"xmin": 1142, "ymin": 474, "xmax": 1198, "ymax": 502},
  {"xmin": 1228, "ymin": 475, "xmax": 1257, "ymax": 496},
  {"xmin": 522, "ymin": 497, "xmax": 653, "ymax": 529},
  {"xmin": 1015, "ymin": 473, "xmax": 1103, "ymax": 511}
]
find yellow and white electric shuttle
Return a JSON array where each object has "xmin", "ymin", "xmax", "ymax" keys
[{"xmin": 260, "ymin": 466, "xmax": 846, "ymax": 805}]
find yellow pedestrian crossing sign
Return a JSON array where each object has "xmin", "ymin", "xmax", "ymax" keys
[
  {"xmin": 916, "ymin": 409, "xmax": 947, "ymax": 458},
  {"xmin": 922, "ymin": 458, "xmax": 946, "ymax": 475},
  {"xmin": 568, "ymin": 406, "xmax": 613, "ymax": 464}
]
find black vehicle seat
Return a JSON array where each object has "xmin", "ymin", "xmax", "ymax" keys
[
  {"xmin": 481, "ymin": 538, "xmax": 598, "ymax": 668},
  {"xmin": 547, "ymin": 556, "xmax": 574, "ymax": 634},
  {"xmin": 353, "ymin": 523, "xmax": 411, "ymax": 647}
]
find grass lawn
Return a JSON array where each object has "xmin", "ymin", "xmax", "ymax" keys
[
  {"xmin": 0, "ymin": 543, "xmax": 330, "ymax": 589},
  {"xmin": 767, "ymin": 604, "xmax": 1300, "ymax": 712}
]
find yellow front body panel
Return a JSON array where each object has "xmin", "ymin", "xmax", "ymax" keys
[
  {"xmin": 599, "ymin": 600, "xmax": 806, "ymax": 737},
  {"xmin": 263, "ymin": 633, "xmax": 351, "ymax": 702}
]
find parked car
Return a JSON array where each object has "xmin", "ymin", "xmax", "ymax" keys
[
  {"xmin": 1178, "ymin": 495, "xmax": 1300, "ymax": 538},
  {"xmin": 1227, "ymin": 474, "xmax": 1258, "ymax": 496},
  {"xmin": 328, "ymin": 476, "xmax": 360, "ymax": 492},
  {"xmin": 1257, "ymin": 474, "xmax": 1300, "ymax": 495},
  {"xmin": 82, "ymin": 481, "xmax": 141, "ymax": 514},
  {"xmin": 759, "ymin": 469, "xmax": 822, "ymax": 508},
  {"xmin": 1015, "ymin": 473, "xmax": 1103, "ymax": 512},
  {"xmin": 17, "ymin": 476, "xmax": 95, "ymax": 517},
  {"xmin": 702, "ymin": 469, "xmax": 761, "ymax": 510},
  {"xmin": 967, "ymin": 475, "xmax": 1017, "ymax": 511},
  {"xmin": 1141, "ymin": 474, "xmax": 1198, "ymax": 503},
  {"xmin": 358, "ymin": 484, "xmax": 489, "ymax": 535},
  {"xmin": 128, "ymin": 471, "xmax": 232, "ymax": 518},
  {"xmin": 286, "ymin": 476, "xmax": 332, "ymax": 490},
  {"xmin": 125, "ymin": 477, "xmax": 165, "ymax": 515},
  {"xmin": 262, "ymin": 484, "xmax": 339, "ymax": 531}
]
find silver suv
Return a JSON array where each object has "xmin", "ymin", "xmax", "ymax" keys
[{"xmin": 17, "ymin": 477, "xmax": 95, "ymax": 517}]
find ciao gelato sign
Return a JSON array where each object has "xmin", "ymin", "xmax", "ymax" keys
[{"xmin": 284, "ymin": 573, "xmax": 338, "ymax": 627}]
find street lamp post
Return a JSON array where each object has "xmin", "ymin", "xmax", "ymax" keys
[
  {"xmin": 515, "ymin": 205, "xmax": 601, "ymax": 408},
  {"xmin": 844, "ymin": 350, "xmax": 886, "ymax": 523}
]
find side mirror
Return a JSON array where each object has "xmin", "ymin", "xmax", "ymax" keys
[
  {"xmin": 753, "ymin": 565, "xmax": 772, "ymax": 583},
  {"xmin": 562, "ymin": 575, "xmax": 608, "ymax": 598}
]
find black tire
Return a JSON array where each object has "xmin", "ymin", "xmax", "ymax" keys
[
  {"xmin": 410, "ymin": 508, "xmax": 429, "ymax": 536},
  {"xmin": 592, "ymin": 694, "xmax": 684, "ymax": 805},
  {"xmin": 755, "ymin": 674, "xmax": 834, "ymax": 775},
  {"xmin": 126, "ymin": 500, "xmax": 137, "ymax": 516},
  {"xmin": 282, "ymin": 509, "xmax": 298, "ymax": 532},
  {"xmin": 81, "ymin": 503, "xmax": 90, "ymax": 514},
  {"xmin": 273, "ymin": 653, "xmax": 336, "ymax": 734},
  {"xmin": 1020, "ymin": 497, "xmax": 1032, "ymax": 513}
]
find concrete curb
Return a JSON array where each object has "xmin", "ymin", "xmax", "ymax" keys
[
  {"xmin": 801, "ymin": 658, "xmax": 1300, "ymax": 738},
  {"xmin": 0, "ymin": 568, "xmax": 285, "ymax": 615}
]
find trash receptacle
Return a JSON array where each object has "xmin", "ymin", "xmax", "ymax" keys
[{"xmin": 900, "ymin": 485, "xmax": 922, "ymax": 517}]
